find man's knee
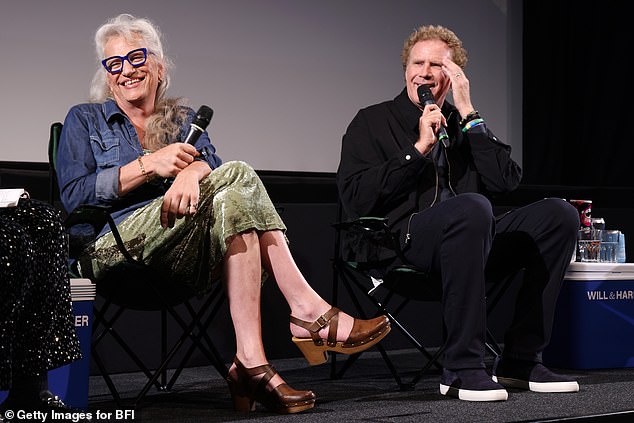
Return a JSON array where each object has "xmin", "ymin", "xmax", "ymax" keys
[
  {"xmin": 455, "ymin": 193, "xmax": 494, "ymax": 227},
  {"xmin": 540, "ymin": 198, "xmax": 580, "ymax": 237},
  {"xmin": 438, "ymin": 193, "xmax": 495, "ymax": 241}
]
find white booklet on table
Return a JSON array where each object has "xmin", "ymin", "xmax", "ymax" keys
[{"xmin": 0, "ymin": 188, "xmax": 29, "ymax": 208}]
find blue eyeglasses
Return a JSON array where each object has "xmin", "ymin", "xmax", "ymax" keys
[{"xmin": 102, "ymin": 48, "xmax": 148, "ymax": 74}]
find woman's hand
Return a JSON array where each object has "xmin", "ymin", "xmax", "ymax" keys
[
  {"xmin": 146, "ymin": 143, "xmax": 199, "ymax": 179},
  {"xmin": 160, "ymin": 167, "xmax": 200, "ymax": 228},
  {"xmin": 160, "ymin": 160, "xmax": 212, "ymax": 228},
  {"xmin": 119, "ymin": 143, "xmax": 201, "ymax": 197},
  {"xmin": 414, "ymin": 102, "xmax": 447, "ymax": 156}
]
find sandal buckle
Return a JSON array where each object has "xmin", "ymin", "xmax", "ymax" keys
[{"xmin": 315, "ymin": 315, "xmax": 329, "ymax": 329}]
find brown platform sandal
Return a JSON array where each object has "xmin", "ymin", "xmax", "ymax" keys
[
  {"xmin": 290, "ymin": 307, "xmax": 391, "ymax": 365},
  {"xmin": 226, "ymin": 357, "xmax": 316, "ymax": 414}
]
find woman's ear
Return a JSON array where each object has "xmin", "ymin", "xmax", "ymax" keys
[{"xmin": 156, "ymin": 61, "xmax": 165, "ymax": 83}]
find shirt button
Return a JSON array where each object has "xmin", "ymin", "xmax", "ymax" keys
[{"xmin": 405, "ymin": 154, "xmax": 411, "ymax": 160}]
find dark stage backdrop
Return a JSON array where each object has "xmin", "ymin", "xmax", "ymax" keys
[{"xmin": 523, "ymin": 1, "xmax": 634, "ymax": 188}]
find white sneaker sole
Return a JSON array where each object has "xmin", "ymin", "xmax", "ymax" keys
[
  {"xmin": 440, "ymin": 383, "xmax": 508, "ymax": 401},
  {"xmin": 493, "ymin": 376, "xmax": 580, "ymax": 393}
]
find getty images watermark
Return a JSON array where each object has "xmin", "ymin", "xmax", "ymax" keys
[{"xmin": 2, "ymin": 408, "xmax": 136, "ymax": 422}]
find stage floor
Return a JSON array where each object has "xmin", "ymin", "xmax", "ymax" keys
[{"xmin": 87, "ymin": 348, "xmax": 634, "ymax": 423}]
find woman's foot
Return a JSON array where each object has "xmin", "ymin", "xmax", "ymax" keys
[
  {"xmin": 289, "ymin": 306, "xmax": 391, "ymax": 365},
  {"xmin": 226, "ymin": 357, "xmax": 315, "ymax": 414},
  {"xmin": 290, "ymin": 305, "xmax": 355, "ymax": 341},
  {"xmin": 228, "ymin": 358, "xmax": 284, "ymax": 392}
]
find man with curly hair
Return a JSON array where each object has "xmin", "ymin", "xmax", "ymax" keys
[{"xmin": 337, "ymin": 25, "xmax": 580, "ymax": 402}]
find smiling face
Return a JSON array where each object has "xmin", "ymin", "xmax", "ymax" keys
[
  {"xmin": 404, "ymin": 39, "xmax": 452, "ymax": 109},
  {"xmin": 103, "ymin": 35, "xmax": 163, "ymax": 111}
]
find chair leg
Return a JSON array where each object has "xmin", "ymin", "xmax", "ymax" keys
[
  {"xmin": 93, "ymin": 303, "xmax": 163, "ymax": 406},
  {"xmin": 410, "ymin": 343, "xmax": 445, "ymax": 387},
  {"xmin": 485, "ymin": 328, "xmax": 503, "ymax": 358},
  {"xmin": 161, "ymin": 309, "xmax": 168, "ymax": 389},
  {"xmin": 91, "ymin": 290, "xmax": 229, "ymax": 408},
  {"xmin": 330, "ymin": 258, "xmax": 341, "ymax": 380},
  {"xmin": 91, "ymin": 301, "xmax": 122, "ymax": 406},
  {"xmin": 331, "ymin": 263, "xmax": 405, "ymax": 387},
  {"xmin": 90, "ymin": 344, "xmax": 123, "ymax": 408},
  {"xmin": 134, "ymin": 291, "xmax": 228, "ymax": 407},
  {"xmin": 166, "ymin": 287, "xmax": 229, "ymax": 389},
  {"xmin": 485, "ymin": 276, "xmax": 513, "ymax": 359},
  {"xmin": 344, "ymin": 265, "xmax": 442, "ymax": 367},
  {"xmin": 332, "ymin": 262, "xmax": 443, "ymax": 389}
]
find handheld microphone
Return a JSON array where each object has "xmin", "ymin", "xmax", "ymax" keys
[
  {"xmin": 417, "ymin": 85, "xmax": 449, "ymax": 148},
  {"xmin": 184, "ymin": 105, "xmax": 214, "ymax": 145}
]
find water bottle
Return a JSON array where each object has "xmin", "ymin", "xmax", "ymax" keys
[{"xmin": 617, "ymin": 231, "xmax": 627, "ymax": 263}]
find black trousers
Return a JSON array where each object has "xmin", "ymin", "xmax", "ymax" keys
[{"xmin": 402, "ymin": 193, "xmax": 579, "ymax": 369}]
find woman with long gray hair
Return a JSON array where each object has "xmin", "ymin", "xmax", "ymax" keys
[{"xmin": 56, "ymin": 14, "xmax": 390, "ymax": 414}]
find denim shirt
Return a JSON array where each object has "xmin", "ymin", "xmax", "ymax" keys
[{"xmin": 56, "ymin": 99, "xmax": 222, "ymax": 236}]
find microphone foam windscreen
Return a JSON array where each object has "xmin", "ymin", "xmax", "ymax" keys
[
  {"xmin": 417, "ymin": 84, "xmax": 435, "ymax": 104},
  {"xmin": 193, "ymin": 105, "xmax": 214, "ymax": 129}
]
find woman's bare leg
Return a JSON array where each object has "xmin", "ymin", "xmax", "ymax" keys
[
  {"xmin": 223, "ymin": 230, "xmax": 283, "ymax": 386},
  {"xmin": 257, "ymin": 230, "xmax": 354, "ymax": 340}
]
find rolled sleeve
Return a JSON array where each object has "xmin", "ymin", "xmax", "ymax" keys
[{"xmin": 95, "ymin": 166, "xmax": 121, "ymax": 201}]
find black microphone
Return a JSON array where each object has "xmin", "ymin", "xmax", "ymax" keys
[
  {"xmin": 184, "ymin": 105, "xmax": 213, "ymax": 145},
  {"xmin": 417, "ymin": 85, "xmax": 449, "ymax": 148}
]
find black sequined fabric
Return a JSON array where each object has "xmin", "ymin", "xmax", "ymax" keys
[{"xmin": 0, "ymin": 199, "xmax": 81, "ymax": 391}]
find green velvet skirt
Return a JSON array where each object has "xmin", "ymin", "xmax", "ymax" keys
[{"xmin": 81, "ymin": 161, "xmax": 286, "ymax": 293}]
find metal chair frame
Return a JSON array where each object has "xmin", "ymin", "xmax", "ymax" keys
[{"xmin": 330, "ymin": 206, "xmax": 504, "ymax": 390}]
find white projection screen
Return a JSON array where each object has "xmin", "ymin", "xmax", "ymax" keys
[{"xmin": 0, "ymin": 0, "xmax": 522, "ymax": 172}]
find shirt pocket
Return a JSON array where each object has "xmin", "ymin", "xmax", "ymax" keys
[{"xmin": 90, "ymin": 134, "xmax": 120, "ymax": 167}]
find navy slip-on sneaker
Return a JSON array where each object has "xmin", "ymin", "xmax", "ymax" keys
[
  {"xmin": 492, "ymin": 356, "xmax": 579, "ymax": 393},
  {"xmin": 440, "ymin": 368, "xmax": 508, "ymax": 401}
]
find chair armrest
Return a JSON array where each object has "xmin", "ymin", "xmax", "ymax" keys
[
  {"xmin": 64, "ymin": 204, "xmax": 112, "ymax": 227},
  {"xmin": 332, "ymin": 216, "xmax": 390, "ymax": 233},
  {"xmin": 333, "ymin": 216, "xmax": 407, "ymax": 262},
  {"xmin": 65, "ymin": 204, "xmax": 140, "ymax": 265}
]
